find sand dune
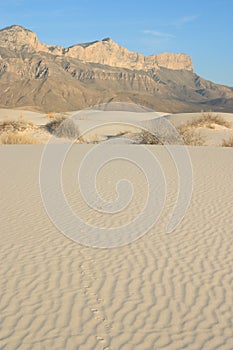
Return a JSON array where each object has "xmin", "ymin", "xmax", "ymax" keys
[
  {"xmin": 0, "ymin": 108, "xmax": 48, "ymax": 125},
  {"xmin": 1, "ymin": 108, "xmax": 233, "ymax": 146},
  {"xmin": 1, "ymin": 145, "xmax": 233, "ymax": 349}
]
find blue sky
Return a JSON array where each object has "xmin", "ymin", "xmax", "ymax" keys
[{"xmin": 1, "ymin": 0, "xmax": 233, "ymax": 86}]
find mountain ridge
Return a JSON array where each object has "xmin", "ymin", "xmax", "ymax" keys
[
  {"xmin": 0, "ymin": 25, "xmax": 193, "ymax": 71},
  {"xmin": 0, "ymin": 25, "xmax": 232, "ymax": 113}
]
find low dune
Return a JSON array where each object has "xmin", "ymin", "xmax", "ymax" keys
[{"xmin": 0, "ymin": 108, "xmax": 233, "ymax": 146}]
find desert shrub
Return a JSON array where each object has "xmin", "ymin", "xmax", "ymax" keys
[
  {"xmin": 222, "ymin": 135, "xmax": 233, "ymax": 147},
  {"xmin": 129, "ymin": 111, "xmax": 207, "ymax": 146},
  {"xmin": 46, "ymin": 116, "xmax": 80, "ymax": 140},
  {"xmin": 55, "ymin": 119, "xmax": 80, "ymax": 139},
  {"xmin": 176, "ymin": 112, "xmax": 232, "ymax": 146},
  {"xmin": 0, "ymin": 120, "xmax": 34, "ymax": 134},
  {"xmin": 188, "ymin": 112, "xmax": 231, "ymax": 128},
  {"xmin": 178, "ymin": 127, "xmax": 205, "ymax": 146},
  {"xmin": 135, "ymin": 130, "xmax": 162, "ymax": 144},
  {"xmin": 132, "ymin": 119, "xmax": 185, "ymax": 145},
  {"xmin": 45, "ymin": 116, "xmax": 67, "ymax": 133},
  {"xmin": 0, "ymin": 132, "xmax": 38, "ymax": 144}
]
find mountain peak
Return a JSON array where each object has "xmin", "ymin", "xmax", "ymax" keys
[
  {"xmin": 0, "ymin": 24, "xmax": 193, "ymax": 71},
  {"xmin": 0, "ymin": 24, "xmax": 47, "ymax": 53},
  {"xmin": 102, "ymin": 37, "xmax": 112, "ymax": 42},
  {"xmin": 0, "ymin": 24, "xmax": 33, "ymax": 33}
]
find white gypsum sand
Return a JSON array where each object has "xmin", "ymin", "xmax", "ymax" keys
[
  {"xmin": 1, "ymin": 109, "xmax": 233, "ymax": 146},
  {"xmin": 0, "ymin": 145, "xmax": 233, "ymax": 349}
]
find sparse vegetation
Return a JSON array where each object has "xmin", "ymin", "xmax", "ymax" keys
[
  {"xmin": 175, "ymin": 112, "xmax": 232, "ymax": 146},
  {"xmin": 46, "ymin": 116, "xmax": 80, "ymax": 140},
  {"xmin": 0, "ymin": 120, "xmax": 34, "ymax": 133},
  {"xmin": 222, "ymin": 135, "xmax": 233, "ymax": 147},
  {"xmin": 134, "ymin": 130, "xmax": 163, "ymax": 145},
  {"xmin": 0, "ymin": 132, "xmax": 38, "ymax": 144},
  {"xmin": 134, "ymin": 128, "xmax": 205, "ymax": 146},
  {"xmin": 0, "ymin": 120, "xmax": 39, "ymax": 144},
  {"xmin": 45, "ymin": 115, "xmax": 67, "ymax": 133},
  {"xmin": 186, "ymin": 112, "xmax": 231, "ymax": 129},
  {"xmin": 178, "ymin": 127, "xmax": 205, "ymax": 146}
]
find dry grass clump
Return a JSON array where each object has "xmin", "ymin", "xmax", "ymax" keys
[
  {"xmin": 222, "ymin": 135, "xmax": 233, "ymax": 147},
  {"xmin": 0, "ymin": 119, "xmax": 38, "ymax": 144},
  {"xmin": 134, "ymin": 130, "xmax": 162, "ymax": 145},
  {"xmin": 134, "ymin": 128, "xmax": 205, "ymax": 146},
  {"xmin": 187, "ymin": 112, "xmax": 231, "ymax": 129},
  {"xmin": 0, "ymin": 120, "xmax": 34, "ymax": 133},
  {"xmin": 132, "ymin": 116, "xmax": 189, "ymax": 145},
  {"xmin": 131, "ymin": 117, "xmax": 181, "ymax": 145},
  {"xmin": 178, "ymin": 127, "xmax": 205, "ymax": 146},
  {"xmin": 176, "ymin": 112, "xmax": 231, "ymax": 146},
  {"xmin": 0, "ymin": 132, "xmax": 38, "ymax": 144},
  {"xmin": 46, "ymin": 116, "xmax": 80, "ymax": 140}
]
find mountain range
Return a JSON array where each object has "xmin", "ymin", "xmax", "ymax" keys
[{"xmin": 0, "ymin": 25, "xmax": 233, "ymax": 113}]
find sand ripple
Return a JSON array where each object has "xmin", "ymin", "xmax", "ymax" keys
[{"xmin": 0, "ymin": 146, "xmax": 233, "ymax": 349}]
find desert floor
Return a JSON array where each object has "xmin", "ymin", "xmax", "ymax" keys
[{"xmin": 0, "ymin": 144, "xmax": 233, "ymax": 349}]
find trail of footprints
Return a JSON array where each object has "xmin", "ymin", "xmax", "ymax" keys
[
  {"xmin": 79, "ymin": 256, "xmax": 113, "ymax": 350},
  {"xmin": 1, "ymin": 147, "xmax": 233, "ymax": 349}
]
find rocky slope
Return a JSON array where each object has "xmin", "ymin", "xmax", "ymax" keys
[{"xmin": 0, "ymin": 25, "xmax": 232, "ymax": 113}]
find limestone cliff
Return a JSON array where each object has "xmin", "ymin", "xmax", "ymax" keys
[
  {"xmin": 0, "ymin": 25, "xmax": 48, "ymax": 53},
  {"xmin": 66, "ymin": 38, "xmax": 193, "ymax": 71},
  {"xmin": 0, "ymin": 25, "xmax": 233, "ymax": 113},
  {"xmin": 0, "ymin": 25, "xmax": 193, "ymax": 71}
]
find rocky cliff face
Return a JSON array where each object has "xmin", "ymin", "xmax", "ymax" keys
[
  {"xmin": 0, "ymin": 25, "xmax": 232, "ymax": 113},
  {"xmin": 0, "ymin": 25, "xmax": 193, "ymax": 71},
  {"xmin": 0, "ymin": 25, "xmax": 48, "ymax": 53},
  {"xmin": 66, "ymin": 38, "xmax": 193, "ymax": 71}
]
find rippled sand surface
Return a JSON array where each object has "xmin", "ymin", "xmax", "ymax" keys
[{"xmin": 1, "ymin": 145, "xmax": 233, "ymax": 349}]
